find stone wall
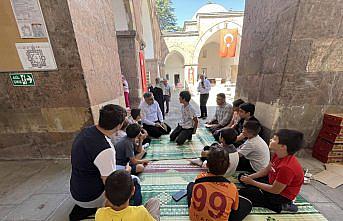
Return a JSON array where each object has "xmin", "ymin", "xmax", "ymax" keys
[
  {"xmin": 67, "ymin": 0, "xmax": 125, "ymax": 121},
  {"xmin": 236, "ymin": 0, "xmax": 343, "ymax": 147},
  {"xmin": 0, "ymin": 0, "xmax": 92, "ymax": 159},
  {"xmin": 117, "ymin": 31, "xmax": 142, "ymax": 107},
  {"xmin": 0, "ymin": 0, "xmax": 126, "ymax": 159}
]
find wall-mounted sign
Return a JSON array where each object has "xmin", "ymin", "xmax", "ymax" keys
[
  {"xmin": 10, "ymin": 0, "xmax": 48, "ymax": 38},
  {"xmin": 16, "ymin": 42, "xmax": 57, "ymax": 70},
  {"xmin": 10, "ymin": 73, "xmax": 35, "ymax": 86}
]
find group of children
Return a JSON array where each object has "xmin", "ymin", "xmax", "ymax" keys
[{"xmin": 92, "ymin": 90, "xmax": 305, "ymax": 221}]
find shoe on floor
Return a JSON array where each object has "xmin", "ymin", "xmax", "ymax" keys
[
  {"xmin": 189, "ymin": 158, "xmax": 203, "ymax": 166},
  {"xmin": 282, "ymin": 202, "xmax": 298, "ymax": 213}
]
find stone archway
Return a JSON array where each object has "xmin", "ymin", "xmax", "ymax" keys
[
  {"xmin": 193, "ymin": 21, "xmax": 243, "ymax": 83},
  {"xmin": 164, "ymin": 51, "xmax": 185, "ymax": 88}
]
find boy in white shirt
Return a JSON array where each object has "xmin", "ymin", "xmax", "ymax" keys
[
  {"xmin": 170, "ymin": 91, "xmax": 198, "ymax": 145},
  {"xmin": 237, "ymin": 120, "xmax": 270, "ymax": 172}
]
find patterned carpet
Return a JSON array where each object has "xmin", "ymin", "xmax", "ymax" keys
[
  {"xmin": 145, "ymin": 128, "xmax": 215, "ymax": 161},
  {"xmin": 140, "ymin": 167, "xmax": 328, "ymax": 221},
  {"xmin": 139, "ymin": 128, "xmax": 328, "ymax": 221}
]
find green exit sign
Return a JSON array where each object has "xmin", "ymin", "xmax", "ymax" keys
[{"xmin": 10, "ymin": 73, "xmax": 35, "ymax": 86}]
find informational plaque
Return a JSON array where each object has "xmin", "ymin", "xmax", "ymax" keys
[
  {"xmin": 10, "ymin": 0, "xmax": 48, "ymax": 38},
  {"xmin": 16, "ymin": 42, "xmax": 57, "ymax": 70}
]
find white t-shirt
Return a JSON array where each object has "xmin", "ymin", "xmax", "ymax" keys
[
  {"xmin": 93, "ymin": 136, "xmax": 116, "ymax": 177},
  {"xmin": 225, "ymin": 152, "xmax": 239, "ymax": 177},
  {"xmin": 238, "ymin": 135, "xmax": 270, "ymax": 172}
]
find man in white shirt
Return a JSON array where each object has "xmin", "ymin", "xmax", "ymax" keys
[
  {"xmin": 162, "ymin": 79, "xmax": 171, "ymax": 114},
  {"xmin": 197, "ymin": 74, "xmax": 211, "ymax": 119},
  {"xmin": 139, "ymin": 92, "xmax": 171, "ymax": 138},
  {"xmin": 237, "ymin": 120, "xmax": 270, "ymax": 172}
]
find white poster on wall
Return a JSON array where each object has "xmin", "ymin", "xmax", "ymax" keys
[
  {"xmin": 10, "ymin": 0, "xmax": 48, "ymax": 38},
  {"xmin": 16, "ymin": 42, "xmax": 57, "ymax": 70}
]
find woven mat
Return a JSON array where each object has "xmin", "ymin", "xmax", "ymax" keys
[
  {"xmin": 139, "ymin": 169, "xmax": 328, "ymax": 221},
  {"xmin": 145, "ymin": 129, "xmax": 214, "ymax": 161}
]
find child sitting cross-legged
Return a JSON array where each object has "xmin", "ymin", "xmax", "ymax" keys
[
  {"xmin": 95, "ymin": 170, "xmax": 160, "ymax": 221},
  {"xmin": 115, "ymin": 123, "xmax": 149, "ymax": 175},
  {"xmin": 190, "ymin": 128, "xmax": 239, "ymax": 177},
  {"xmin": 187, "ymin": 146, "xmax": 252, "ymax": 221},
  {"xmin": 239, "ymin": 129, "xmax": 305, "ymax": 213}
]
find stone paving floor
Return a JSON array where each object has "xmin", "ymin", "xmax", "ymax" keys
[{"xmin": 0, "ymin": 88, "xmax": 342, "ymax": 221}]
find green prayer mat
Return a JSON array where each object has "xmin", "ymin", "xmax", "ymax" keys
[
  {"xmin": 140, "ymin": 169, "xmax": 328, "ymax": 221},
  {"xmin": 145, "ymin": 128, "xmax": 215, "ymax": 161}
]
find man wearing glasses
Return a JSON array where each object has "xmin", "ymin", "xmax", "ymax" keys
[{"xmin": 139, "ymin": 92, "xmax": 171, "ymax": 138}]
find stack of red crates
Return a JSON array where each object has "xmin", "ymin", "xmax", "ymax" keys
[{"xmin": 312, "ymin": 113, "xmax": 343, "ymax": 163}]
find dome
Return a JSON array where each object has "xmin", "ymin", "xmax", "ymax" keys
[{"xmin": 192, "ymin": 3, "xmax": 228, "ymax": 20}]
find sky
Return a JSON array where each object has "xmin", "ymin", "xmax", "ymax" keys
[{"xmin": 172, "ymin": 0, "xmax": 245, "ymax": 26}]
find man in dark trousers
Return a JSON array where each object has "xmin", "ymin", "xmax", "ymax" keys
[
  {"xmin": 197, "ymin": 74, "xmax": 211, "ymax": 119},
  {"xmin": 152, "ymin": 77, "xmax": 165, "ymax": 119}
]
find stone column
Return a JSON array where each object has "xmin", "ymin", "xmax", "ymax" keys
[
  {"xmin": 236, "ymin": 0, "xmax": 343, "ymax": 147},
  {"xmin": 116, "ymin": 31, "xmax": 143, "ymax": 107}
]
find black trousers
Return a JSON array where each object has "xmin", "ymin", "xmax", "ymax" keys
[
  {"xmin": 143, "ymin": 123, "xmax": 171, "ymax": 138},
  {"xmin": 164, "ymin": 95, "xmax": 170, "ymax": 113},
  {"xmin": 187, "ymin": 182, "xmax": 252, "ymax": 221},
  {"xmin": 236, "ymin": 156, "xmax": 255, "ymax": 172},
  {"xmin": 239, "ymin": 177, "xmax": 291, "ymax": 213},
  {"xmin": 200, "ymin": 93, "xmax": 209, "ymax": 117},
  {"xmin": 170, "ymin": 125, "xmax": 193, "ymax": 145}
]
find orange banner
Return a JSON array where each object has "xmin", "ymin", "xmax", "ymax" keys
[
  {"xmin": 139, "ymin": 51, "xmax": 148, "ymax": 92},
  {"xmin": 219, "ymin": 29, "xmax": 238, "ymax": 58}
]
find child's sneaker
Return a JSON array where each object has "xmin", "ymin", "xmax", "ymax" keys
[
  {"xmin": 189, "ymin": 158, "xmax": 203, "ymax": 166},
  {"xmin": 282, "ymin": 202, "xmax": 298, "ymax": 213}
]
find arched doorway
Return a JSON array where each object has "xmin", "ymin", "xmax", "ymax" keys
[
  {"xmin": 164, "ymin": 51, "xmax": 185, "ymax": 88},
  {"xmin": 193, "ymin": 21, "xmax": 242, "ymax": 83},
  {"xmin": 198, "ymin": 32, "xmax": 237, "ymax": 82}
]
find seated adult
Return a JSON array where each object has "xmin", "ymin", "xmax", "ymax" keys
[
  {"xmin": 139, "ymin": 92, "xmax": 171, "ymax": 138},
  {"xmin": 206, "ymin": 93, "xmax": 233, "ymax": 133},
  {"xmin": 237, "ymin": 120, "xmax": 270, "ymax": 172},
  {"xmin": 69, "ymin": 104, "xmax": 142, "ymax": 221}
]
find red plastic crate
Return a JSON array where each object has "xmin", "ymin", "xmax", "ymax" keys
[
  {"xmin": 312, "ymin": 150, "xmax": 343, "ymax": 163},
  {"xmin": 321, "ymin": 122, "xmax": 343, "ymax": 135},
  {"xmin": 323, "ymin": 113, "xmax": 343, "ymax": 126},
  {"xmin": 318, "ymin": 129, "xmax": 343, "ymax": 144}
]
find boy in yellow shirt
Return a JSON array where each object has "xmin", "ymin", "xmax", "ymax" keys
[{"xmin": 96, "ymin": 170, "xmax": 160, "ymax": 221}]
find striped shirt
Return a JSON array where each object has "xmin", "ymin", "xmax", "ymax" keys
[{"xmin": 212, "ymin": 103, "xmax": 233, "ymax": 126}]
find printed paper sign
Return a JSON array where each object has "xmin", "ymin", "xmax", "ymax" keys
[{"xmin": 16, "ymin": 42, "xmax": 57, "ymax": 70}]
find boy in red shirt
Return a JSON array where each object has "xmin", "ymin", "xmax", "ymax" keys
[
  {"xmin": 187, "ymin": 147, "xmax": 252, "ymax": 221},
  {"xmin": 239, "ymin": 129, "xmax": 304, "ymax": 213}
]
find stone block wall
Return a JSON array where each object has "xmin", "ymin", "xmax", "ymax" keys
[
  {"xmin": 117, "ymin": 31, "xmax": 143, "ymax": 108},
  {"xmin": 0, "ymin": 0, "xmax": 91, "ymax": 159},
  {"xmin": 67, "ymin": 0, "xmax": 125, "ymax": 121},
  {"xmin": 236, "ymin": 0, "xmax": 343, "ymax": 147},
  {"xmin": 0, "ymin": 0, "xmax": 125, "ymax": 159}
]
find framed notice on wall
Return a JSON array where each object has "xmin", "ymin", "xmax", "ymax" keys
[
  {"xmin": 10, "ymin": 0, "xmax": 48, "ymax": 38},
  {"xmin": 0, "ymin": 0, "xmax": 57, "ymax": 72},
  {"xmin": 16, "ymin": 42, "xmax": 57, "ymax": 70}
]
